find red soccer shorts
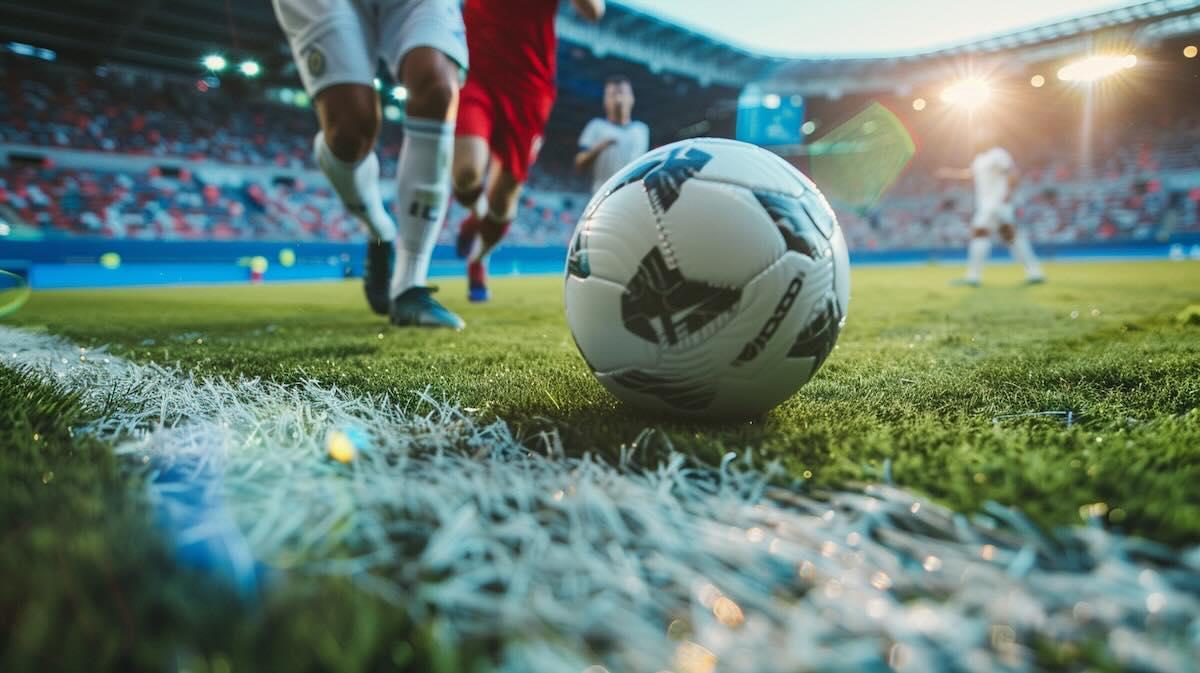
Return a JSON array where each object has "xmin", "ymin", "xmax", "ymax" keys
[{"xmin": 456, "ymin": 77, "xmax": 555, "ymax": 183}]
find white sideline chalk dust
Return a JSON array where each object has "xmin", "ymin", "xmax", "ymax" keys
[{"xmin": 2, "ymin": 325, "xmax": 1198, "ymax": 673}]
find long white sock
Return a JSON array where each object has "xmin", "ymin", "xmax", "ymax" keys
[
  {"xmin": 966, "ymin": 237, "xmax": 991, "ymax": 282},
  {"xmin": 312, "ymin": 132, "xmax": 396, "ymax": 241},
  {"xmin": 391, "ymin": 117, "xmax": 454, "ymax": 297},
  {"xmin": 1009, "ymin": 230, "xmax": 1044, "ymax": 279}
]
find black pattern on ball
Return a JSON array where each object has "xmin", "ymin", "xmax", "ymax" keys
[
  {"xmin": 735, "ymin": 273, "xmax": 804, "ymax": 365},
  {"xmin": 754, "ymin": 191, "xmax": 832, "ymax": 259},
  {"xmin": 788, "ymin": 294, "xmax": 842, "ymax": 370},
  {"xmin": 643, "ymin": 146, "xmax": 713, "ymax": 214},
  {"xmin": 621, "ymin": 247, "xmax": 741, "ymax": 346},
  {"xmin": 610, "ymin": 370, "xmax": 714, "ymax": 411},
  {"xmin": 603, "ymin": 156, "xmax": 662, "ymax": 199}
]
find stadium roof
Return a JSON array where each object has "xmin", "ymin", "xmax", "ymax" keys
[{"xmin": 0, "ymin": 0, "xmax": 1197, "ymax": 98}]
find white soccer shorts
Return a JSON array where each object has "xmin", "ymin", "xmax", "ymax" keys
[
  {"xmin": 272, "ymin": 0, "xmax": 468, "ymax": 96},
  {"xmin": 971, "ymin": 202, "xmax": 1016, "ymax": 232}
]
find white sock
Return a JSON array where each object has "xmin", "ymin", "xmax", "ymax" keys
[
  {"xmin": 1010, "ymin": 231, "xmax": 1044, "ymax": 279},
  {"xmin": 312, "ymin": 132, "xmax": 396, "ymax": 241},
  {"xmin": 391, "ymin": 117, "xmax": 454, "ymax": 297},
  {"xmin": 966, "ymin": 237, "xmax": 991, "ymax": 282}
]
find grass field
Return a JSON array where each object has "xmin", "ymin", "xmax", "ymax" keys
[{"xmin": 3, "ymin": 259, "xmax": 1199, "ymax": 671}]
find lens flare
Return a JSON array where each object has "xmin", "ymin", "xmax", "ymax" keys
[
  {"xmin": 1057, "ymin": 54, "xmax": 1137, "ymax": 83},
  {"xmin": 202, "ymin": 54, "xmax": 227, "ymax": 72},
  {"xmin": 940, "ymin": 78, "xmax": 991, "ymax": 109},
  {"xmin": 0, "ymin": 270, "xmax": 31, "ymax": 318}
]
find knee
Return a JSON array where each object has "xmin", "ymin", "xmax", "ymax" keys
[
  {"xmin": 403, "ymin": 57, "xmax": 458, "ymax": 120},
  {"xmin": 322, "ymin": 98, "xmax": 379, "ymax": 162},
  {"xmin": 453, "ymin": 161, "xmax": 484, "ymax": 194},
  {"xmin": 997, "ymin": 224, "xmax": 1015, "ymax": 243},
  {"xmin": 971, "ymin": 228, "xmax": 991, "ymax": 239}
]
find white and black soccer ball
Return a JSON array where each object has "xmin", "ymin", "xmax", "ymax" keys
[{"xmin": 564, "ymin": 138, "xmax": 850, "ymax": 419}]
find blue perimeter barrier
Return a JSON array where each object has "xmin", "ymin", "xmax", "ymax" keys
[{"xmin": 2, "ymin": 235, "xmax": 1199, "ymax": 289}]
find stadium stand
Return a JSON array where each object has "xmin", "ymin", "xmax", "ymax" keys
[{"xmin": 1, "ymin": 5, "xmax": 1199, "ymax": 252}]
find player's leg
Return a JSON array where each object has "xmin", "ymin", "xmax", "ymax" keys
[
  {"xmin": 272, "ymin": 0, "xmax": 395, "ymax": 314},
  {"xmin": 313, "ymin": 85, "xmax": 398, "ymax": 314},
  {"xmin": 313, "ymin": 86, "xmax": 395, "ymax": 243},
  {"xmin": 997, "ymin": 207, "xmax": 1045, "ymax": 284},
  {"xmin": 450, "ymin": 82, "xmax": 494, "ymax": 259},
  {"xmin": 958, "ymin": 210, "xmax": 995, "ymax": 286},
  {"xmin": 374, "ymin": 0, "xmax": 468, "ymax": 327},
  {"xmin": 465, "ymin": 88, "xmax": 554, "ymax": 301},
  {"xmin": 466, "ymin": 169, "xmax": 522, "ymax": 302},
  {"xmin": 451, "ymin": 80, "xmax": 493, "ymax": 216}
]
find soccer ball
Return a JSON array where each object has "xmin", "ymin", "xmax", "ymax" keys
[{"xmin": 564, "ymin": 138, "xmax": 850, "ymax": 419}]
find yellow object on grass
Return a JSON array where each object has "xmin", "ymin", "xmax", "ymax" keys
[{"xmin": 326, "ymin": 430, "xmax": 356, "ymax": 463}]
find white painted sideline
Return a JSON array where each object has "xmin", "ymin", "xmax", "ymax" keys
[{"xmin": 1, "ymin": 324, "xmax": 1197, "ymax": 673}]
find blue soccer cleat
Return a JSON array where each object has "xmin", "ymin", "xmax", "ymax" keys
[
  {"xmin": 467, "ymin": 259, "xmax": 489, "ymax": 303},
  {"xmin": 363, "ymin": 239, "xmax": 392, "ymax": 315},
  {"xmin": 468, "ymin": 285, "xmax": 489, "ymax": 303},
  {"xmin": 389, "ymin": 286, "xmax": 465, "ymax": 330}
]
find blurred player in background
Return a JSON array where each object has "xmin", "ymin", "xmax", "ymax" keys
[
  {"xmin": 938, "ymin": 129, "xmax": 1045, "ymax": 287},
  {"xmin": 273, "ymin": 0, "xmax": 468, "ymax": 328},
  {"xmin": 451, "ymin": 0, "xmax": 606, "ymax": 303},
  {"xmin": 575, "ymin": 75, "xmax": 649, "ymax": 194}
]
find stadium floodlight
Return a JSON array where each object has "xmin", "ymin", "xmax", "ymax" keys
[
  {"xmin": 800, "ymin": 120, "xmax": 816, "ymax": 135},
  {"xmin": 939, "ymin": 78, "xmax": 991, "ymax": 110},
  {"xmin": 238, "ymin": 60, "xmax": 261, "ymax": 77},
  {"xmin": 762, "ymin": 93, "xmax": 781, "ymax": 110},
  {"xmin": 202, "ymin": 54, "xmax": 228, "ymax": 72},
  {"xmin": 391, "ymin": 85, "xmax": 408, "ymax": 102},
  {"xmin": 911, "ymin": 97, "xmax": 926, "ymax": 111},
  {"xmin": 1030, "ymin": 74, "xmax": 1046, "ymax": 88},
  {"xmin": 1185, "ymin": 45, "xmax": 1198, "ymax": 59},
  {"xmin": 1056, "ymin": 54, "xmax": 1136, "ymax": 83},
  {"xmin": 373, "ymin": 78, "xmax": 382, "ymax": 90},
  {"xmin": 384, "ymin": 105, "xmax": 403, "ymax": 122}
]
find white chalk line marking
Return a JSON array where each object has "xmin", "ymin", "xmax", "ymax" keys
[{"xmin": 1, "ymin": 325, "xmax": 1197, "ymax": 673}]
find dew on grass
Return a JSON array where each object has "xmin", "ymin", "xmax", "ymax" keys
[{"xmin": 2, "ymin": 325, "xmax": 1199, "ymax": 673}]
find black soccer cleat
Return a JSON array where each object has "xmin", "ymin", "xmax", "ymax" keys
[
  {"xmin": 389, "ymin": 286, "xmax": 466, "ymax": 330},
  {"xmin": 363, "ymin": 239, "xmax": 392, "ymax": 315}
]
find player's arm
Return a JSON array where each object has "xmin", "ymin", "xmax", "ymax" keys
[
  {"xmin": 575, "ymin": 121, "xmax": 614, "ymax": 172},
  {"xmin": 574, "ymin": 139, "xmax": 616, "ymax": 172},
  {"xmin": 570, "ymin": 0, "xmax": 605, "ymax": 22},
  {"xmin": 935, "ymin": 167, "xmax": 972, "ymax": 180}
]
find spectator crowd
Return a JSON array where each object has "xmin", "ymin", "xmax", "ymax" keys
[{"xmin": 2, "ymin": 53, "xmax": 1198, "ymax": 249}]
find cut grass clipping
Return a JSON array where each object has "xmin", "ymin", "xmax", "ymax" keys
[{"xmin": 2, "ymin": 260, "xmax": 1199, "ymax": 671}]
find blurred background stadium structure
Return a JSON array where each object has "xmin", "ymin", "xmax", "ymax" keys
[{"xmin": 1, "ymin": 1, "xmax": 1199, "ymax": 286}]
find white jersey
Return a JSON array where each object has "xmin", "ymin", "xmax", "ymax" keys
[
  {"xmin": 273, "ymin": 0, "xmax": 467, "ymax": 97},
  {"xmin": 970, "ymin": 146, "xmax": 1015, "ymax": 212},
  {"xmin": 578, "ymin": 118, "xmax": 650, "ymax": 194}
]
